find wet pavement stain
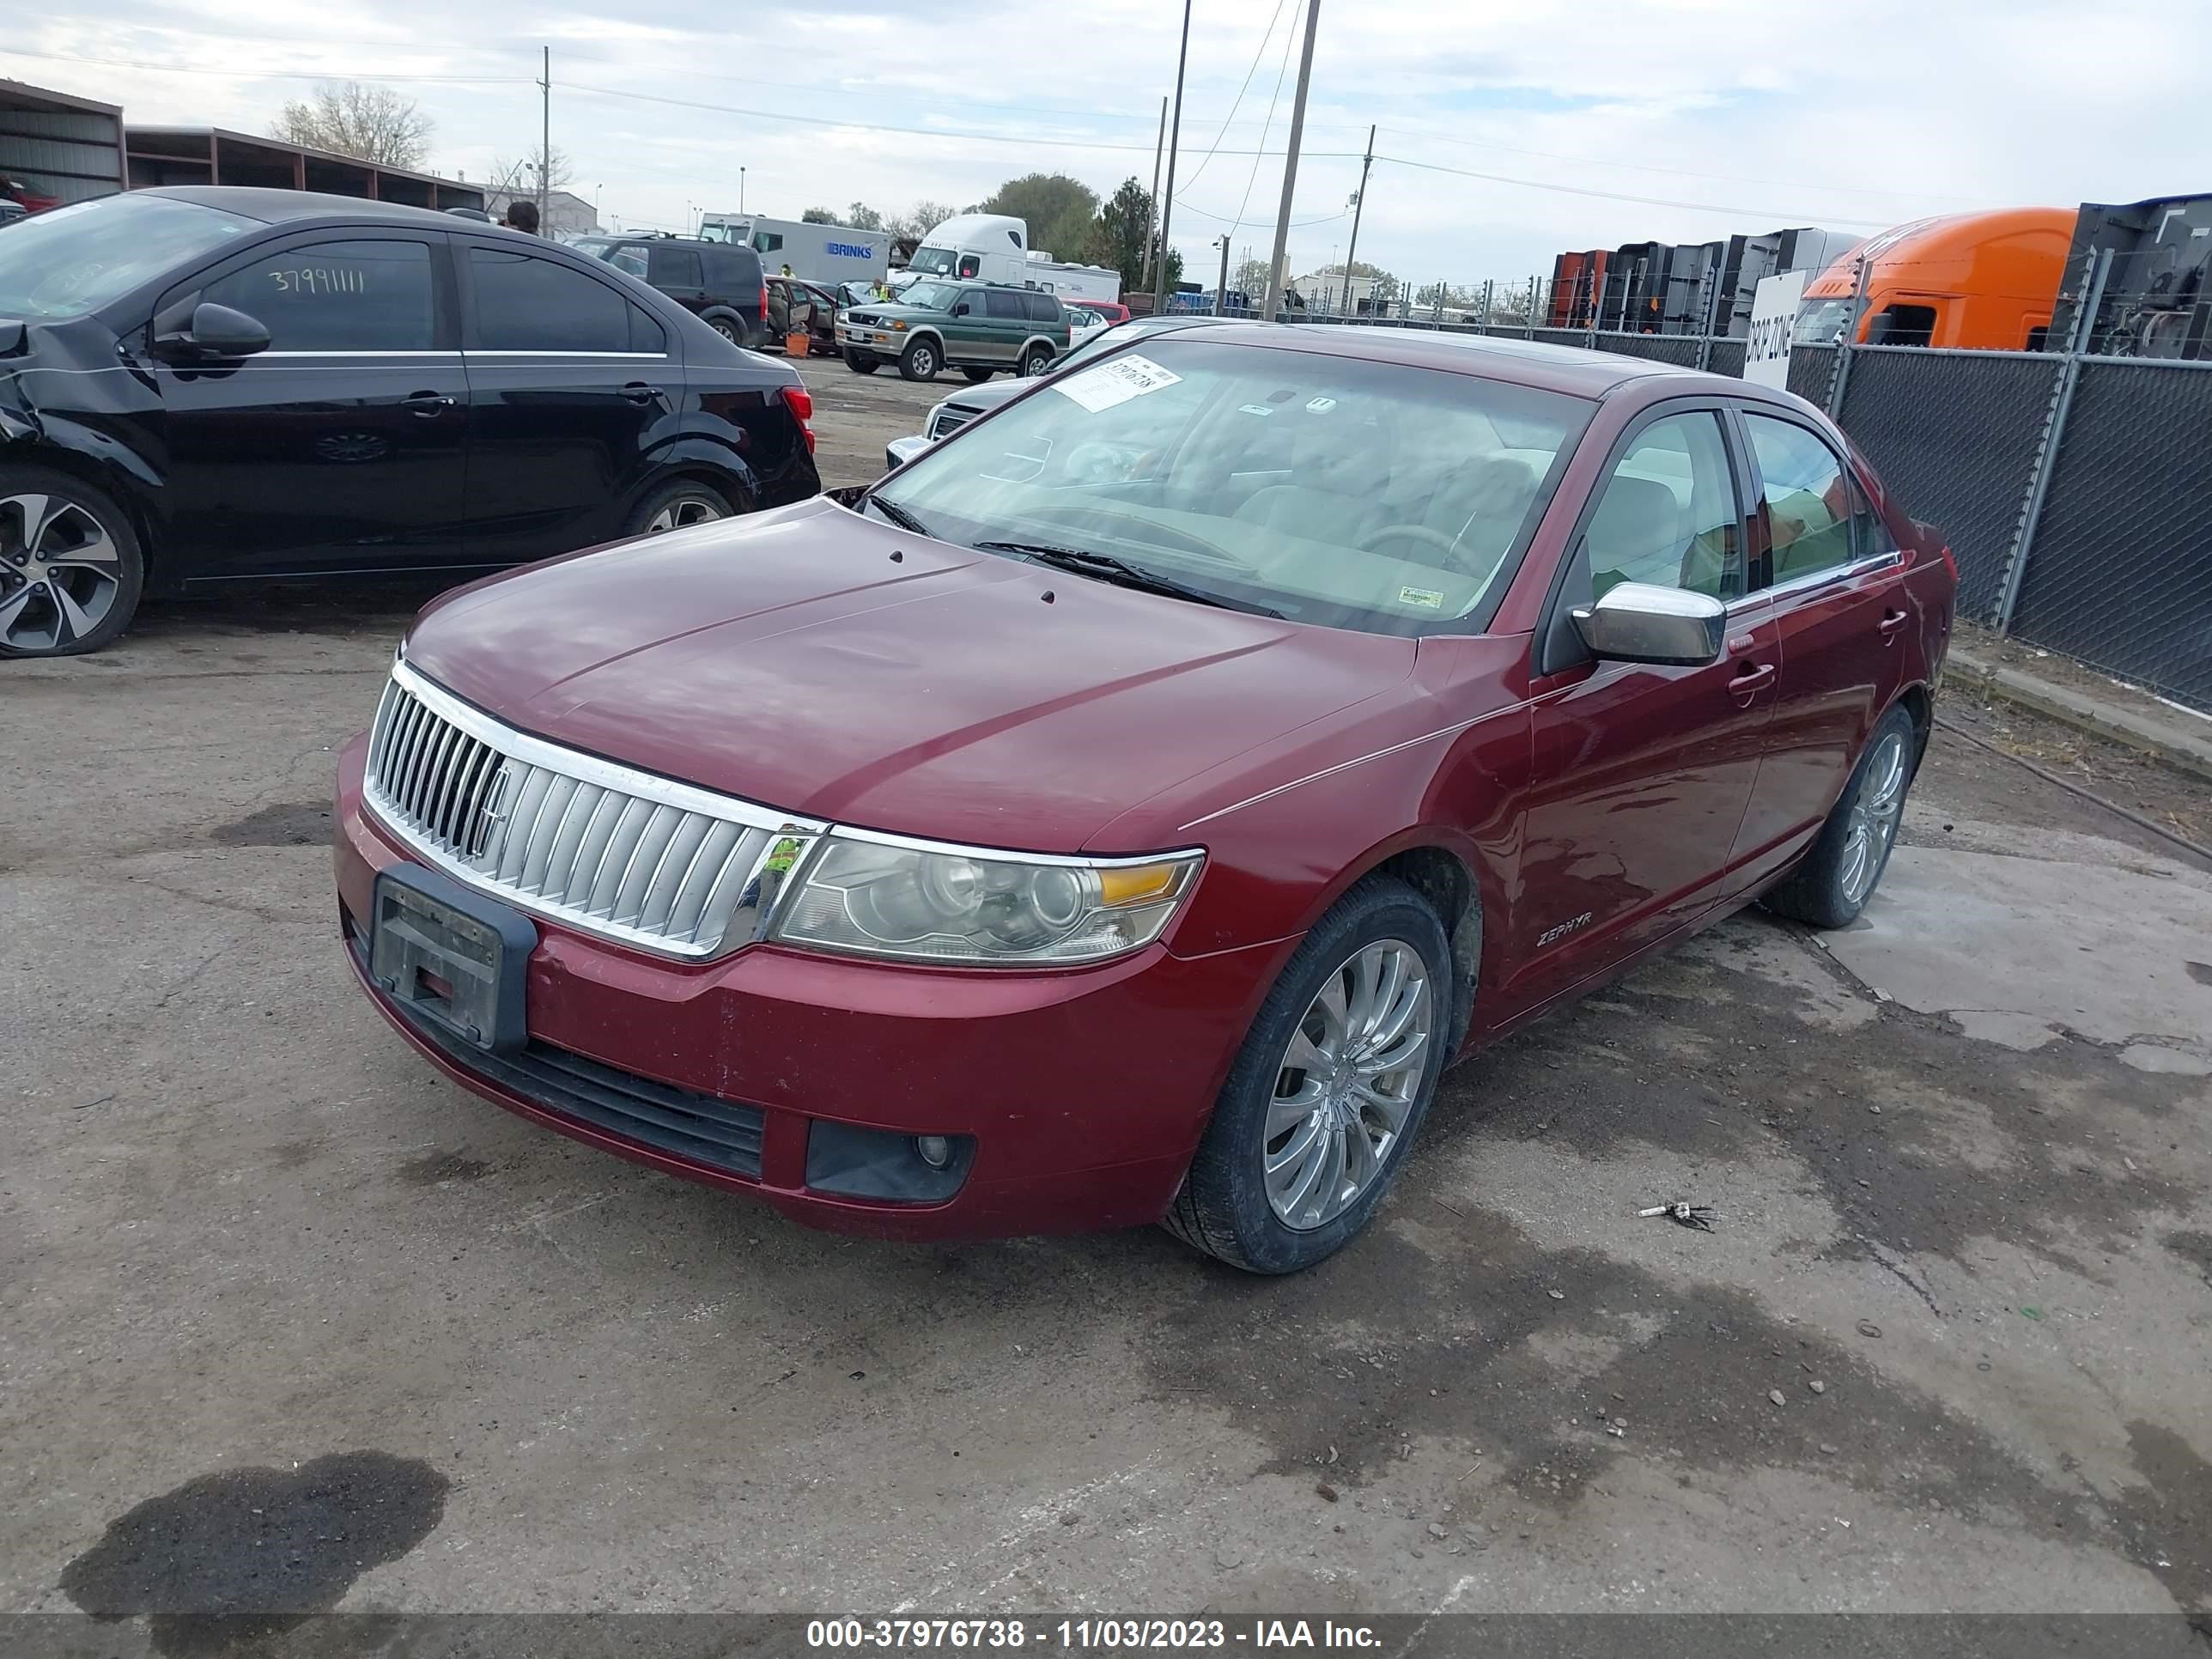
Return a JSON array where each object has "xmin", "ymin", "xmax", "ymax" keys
[
  {"xmin": 2185, "ymin": 962, "xmax": 2212, "ymax": 988},
  {"xmin": 2110, "ymin": 1422, "xmax": 2212, "ymax": 1614},
  {"xmin": 208, "ymin": 804, "xmax": 332, "ymax": 848},
  {"xmin": 1445, "ymin": 927, "xmax": 2200, "ymax": 1279},
  {"xmin": 58, "ymin": 1450, "xmax": 448, "ymax": 1657},
  {"xmin": 394, "ymin": 1152, "xmax": 493, "ymax": 1188}
]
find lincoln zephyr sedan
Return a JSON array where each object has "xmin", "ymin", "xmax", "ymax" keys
[{"xmin": 335, "ymin": 324, "xmax": 1954, "ymax": 1273}]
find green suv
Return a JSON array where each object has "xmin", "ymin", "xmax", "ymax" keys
[{"xmin": 837, "ymin": 280, "xmax": 1069, "ymax": 382}]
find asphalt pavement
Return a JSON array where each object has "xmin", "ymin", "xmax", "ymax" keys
[{"xmin": 3, "ymin": 367, "xmax": 2209, "ymax": 1626}]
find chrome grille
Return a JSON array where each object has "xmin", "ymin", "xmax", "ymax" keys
[
  {"xmin": 928, "ymin": 405, "xmax": 976, "ymax": 441},
  {"xmin": 363, "ymin": 663, "xmax": 823, "ymax": 958}
]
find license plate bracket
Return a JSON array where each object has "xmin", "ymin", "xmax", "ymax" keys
[{"xmin": 370, "ymin": 866, "xmax": 537, "ymax": 1054}]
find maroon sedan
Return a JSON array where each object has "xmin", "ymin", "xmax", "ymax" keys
[{"xmin": 335, "ymin": 325, "xmax": 1952, "ymax": 1273}]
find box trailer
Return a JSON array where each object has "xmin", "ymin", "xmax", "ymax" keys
[
  {"xmin": 700, "ymin": 215, "xmax": 889, "ymax": 287},
  {"xmin": 2049, "ymin": 193, "xmax": 2212, "ymax": 359}
]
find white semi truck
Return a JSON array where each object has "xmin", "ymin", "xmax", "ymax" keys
[{"xmin": 889, "ymin": 214, "xmax": 1121, "ymax": 302}]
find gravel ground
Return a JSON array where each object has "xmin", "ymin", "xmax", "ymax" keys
[{"xmin": 3, "ymin": 374, "xmax": 2209, "ymax": 1632}]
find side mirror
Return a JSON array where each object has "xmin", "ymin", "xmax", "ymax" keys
[
  {"xmin": 951, "ymin": 302, "xmax": 971, "ymax": 316},
  {"xmin": 1571, "ymin": 581, "xmax": 1726, "ymax": 666},
  {"xmin": 151, "ymin": 301, "xmax": 272, "ymax": 362},
  {"xmin": 1863, "ymin": 313, "xmax": 1893, "ymax": 344}
]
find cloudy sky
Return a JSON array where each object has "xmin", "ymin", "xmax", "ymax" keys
[{"xmin": 9, "ymin": 0, "xmax": 2209, "ymax": 286}]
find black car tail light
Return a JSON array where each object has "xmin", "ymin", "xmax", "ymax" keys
[{"xmin": 781, "ymin": 386, "xmax": 815, "ymax": 453}]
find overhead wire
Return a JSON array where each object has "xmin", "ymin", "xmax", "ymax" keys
[{"xmin": 1173, "ymin": 0, "xmax": 1291, "ymax": 193}]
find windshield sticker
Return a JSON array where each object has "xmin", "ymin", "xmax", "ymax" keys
[
  {"xmin": 1398, "ymin": 586, "xmax": 1446, "ymax": 609},
  {"xmin": 1053, "ymin": 353, "xmax": 1183, "ymax": 413},
  {"xmin": 1237, "ymin": 403, "xmax": 1275, "ymax": 416},
  {"xmin": 1305, "ymin": 397, "xmax": 1337, "ymax": 413}
]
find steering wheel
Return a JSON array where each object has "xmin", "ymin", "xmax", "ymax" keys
[{"xmin": 1359, "ymin": 523, "xmax": 1464, "ymax": 559}]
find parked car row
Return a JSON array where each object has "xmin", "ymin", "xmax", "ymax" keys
[
  {"xmin": 329, "ymin": 313, "xmax": 1955, "ymax": 1273},
  {"xmin": 0, "ymin": 187, "xmax": 817, "ymax": 657}
]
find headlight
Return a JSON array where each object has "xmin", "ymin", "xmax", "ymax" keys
[{"xmin": 769, "ymin": 832, "xmax": 1202, "ymax": 966}]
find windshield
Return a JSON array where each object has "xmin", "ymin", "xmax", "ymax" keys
[
  {"xmin": 908, "ymin": 246, "xmax": 957, "ymax": 275},
  {"xmin": 1791, "ymin": 295, "xmax": 1863, "ymax": 346},
  {"xmin": 898, "ymin": 281, "xmax": 961, "ymax": 311},
  {"xmin": 869, "ymin": 337, "xmax": 1593, "ymax": 637},
  {"xmin": 0, "ymin": 194, "xmax": 262, "ymax": 319}
]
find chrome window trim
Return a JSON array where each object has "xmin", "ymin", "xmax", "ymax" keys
[
  {"xmin": 255, "ymin": 349, "xmax": 463, "ymax": 359},
  {"xmin": 463, "ymin": 350, "xmax": 672, "ymax": 359},
  {"xmin": 374, "ymin": 661, "xmax": 826, "ymax": 838},
  {"xmin": 1727, "ymin": 549, "xmax": 1903, "ymax": 617}
]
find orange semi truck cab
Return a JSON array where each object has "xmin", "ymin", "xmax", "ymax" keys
[{"xmin": 1791, "ymin": 208, "xmax": 2073, "ymax": 350}]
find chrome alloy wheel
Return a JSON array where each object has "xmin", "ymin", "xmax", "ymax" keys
[
  {"xmin": 1839, "ymin": 730, "xmax": 1909, "ymax": 905},
  {"xmin": 1265, "ymin": 939, "xmax": 1432, "ymax": 1231},
  {"xmin": 0, "ymin": 492, "xmax": 124, "ymax": 653},
  {"xmin": 643, "ymin": 495, "xmax": 726, "ymax": 534}
]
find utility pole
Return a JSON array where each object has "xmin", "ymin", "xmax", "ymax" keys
[
  {"xmin": 1140, "ymin": 95, "xmax": 1167, "ymax": 291},
  {"xmin": 538, "ymin": 47, "xmax": 550, "ymax": 224},
  {"xmin": 1152, "ymin": 0, "xmax": 1193, "ymax": 314},
  {"xmin": 1212, "ymin": 236, "xmax": 1231, "ymax": 315},
  {"xmin": 1261, "ymin": 0, "xmax": 1322, "ymax": 321},
  {"xmin": 1339, "ymin": 122, "xmax": 1374, "ymax": 317}
]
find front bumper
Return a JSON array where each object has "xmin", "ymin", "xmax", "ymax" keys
[
  {"xmin": 334, "ymin": 738, "xmax": 1279, "ymax": 1241},
  {"xmin": 884, "ymin": 433, "xmax": 931, "ymax": 471},
  {"xmin": 839, "ymin": 325, "xmax": 898, "ymax": 352}
]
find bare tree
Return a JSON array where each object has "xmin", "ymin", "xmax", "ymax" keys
[
  {"xmin": 271, "ymin": 82, "xmax": 433, "ymax": 168},
  {"xmin": 488, "ymin": 146, "xmax": 574, "ymax": 198}
]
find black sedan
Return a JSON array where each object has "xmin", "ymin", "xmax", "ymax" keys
[{"xmin": 0, "ymin": 187, "xmax": 821, "ymax": 657}]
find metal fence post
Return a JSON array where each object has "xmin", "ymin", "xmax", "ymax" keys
[
  {"xmin": 1826, "ymin": 255, "xmax": 1870, "ymax": 417},
  {"xmin": 1696, "ymin": 268, "xmax": 1723, "ymax": 371},
  {"xmin": 1525, "ymin": 276, "xmax": 1537, "ymax": 338},
  {"xmin": 1479, "ymin": 280, "xmax": 1493, "ymax": 330},
  {"xmin": 1993, "ymin": 248, "xmax": 2111, "ymax": 635}
]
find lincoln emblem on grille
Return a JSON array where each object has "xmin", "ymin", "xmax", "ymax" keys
[{"xmin": 468, "ymin": 763, "xmax": 516, "ymax": 859}]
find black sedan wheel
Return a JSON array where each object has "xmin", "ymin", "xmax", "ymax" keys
[
  {"xmin": 622, "ymin": 479, "xmax": 734, "ymax": 539},
  {"xmin": 708, "ymin": 316, "xmax": 745, "ymax": 346},
  {"xmin": 0, "ymin": 470, "xmax": 145, "ymax": 659}
]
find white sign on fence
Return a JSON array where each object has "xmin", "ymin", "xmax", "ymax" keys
[{"xmin": 1743, "ymin": 269, "xmax": 1808, "ymax": 389}]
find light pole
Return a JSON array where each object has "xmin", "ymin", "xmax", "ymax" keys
[
  {"xmin": 1212, "ymin": 236, "xmax": 1231, "ymax": 316},
  {"xmin": 1151, "ymin": 0, "xmax": 1193, "ymax": 315},
  {"xmin": 740, "ymin": 167, "xmax": 747, "ymax": 216},
  {"xmin": 1261, "ymin": 0, "xmax": 1323, "ymax": 321}
]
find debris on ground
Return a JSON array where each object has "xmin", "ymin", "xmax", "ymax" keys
[
  {"xmin": 1856, "ymin": 1320, "xmax": 1884, "ymax": 1339},
  {"xmin": 1768, "ymin": 1389, "xmax": 1788, "ymax": 1407},
  {"xmin": 1638, "ymin": 1201, "xmax": 1717, "ymax": 1231},
  {"xmin": 1808, "ymin": 1380, "xmax": 1827, "ymax": 1395}
]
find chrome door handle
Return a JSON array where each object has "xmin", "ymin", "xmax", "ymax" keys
[
  {"xmin": 1729, "ymin": 663, "xmax": 1777, "ymax": 696},
  {"xmin": 401, "ymin": 391, "xmax": 456, "ymax": 416},
  {"xmin": 1879, "ymin": 609, "xmax": 1910, "ymax": 639}
]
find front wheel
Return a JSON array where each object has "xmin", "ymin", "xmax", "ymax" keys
[
  {"xmin": 962, "ymin": 367, "xmax": 996, "ymax": 384},
  {"xmin": 844, "ymin": 349, "xmax": 880, "ymax": 374},
  {"xmin": 1018, "ymin": 344, "xmax": 1054, "ymax": 377},
  {"xmin": 1762, "ymin": 703, "xmax": 1918, "ymax": 928},
  {"xmin": 1164, "ymin": 876, "xmax": 1452, "ymax": 1273},
  {"xmin": 0, "ymin": 467, "xmax": 146, "ymax": 659},
  {"xmin": 707, "ymin": 315, "xmax": 746, "ymax": 347},
  {"xmin": 899, "ymin": 338, "xmax": 940, "ymax": 381}
]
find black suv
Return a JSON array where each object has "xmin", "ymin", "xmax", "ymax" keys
[
  {"xmin": 574, "ymin": 235, "xmax": 769, "ymax": 349},
  {"xmin": 0, "ymin": 189, "xmax": 819, "ymax": 658}
]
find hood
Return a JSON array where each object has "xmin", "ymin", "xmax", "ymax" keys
[{"xmin": 403, "ymin": 499, "xmax": 1415, "ymax": 853}]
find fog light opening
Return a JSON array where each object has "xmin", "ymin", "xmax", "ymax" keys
[{"xmin": 915, "ymin": 1134, "xmax": 953, "ymax": 1170}]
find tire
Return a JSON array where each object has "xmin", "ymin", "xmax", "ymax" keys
[
  {"xmin": 1164, "ymin": 876, "xmax": 1453, "ymax": 1273},
  {"xmin": 621, "ymin": 477, "xmax": 736, "ymax": 539},
  {"xmin": 962, "ymin": 367, "xmax": 997, "ymax": 384},
  {"xmin": 899, "ymin": 337, "xmax": 940, "ymax": 381},
  {"xmin": 707, "ymin": 315, "xmax": 746, "ymax": 347},
  {"xmin": 0, "ymin": 466, "xmax": 145, "ymax": 659},
  {"xmin": 844, "ymin": 349, "xmax": 879, "ymax": 374},
  {"xmin": 1762, "ymin": 702, "xmax": 1918, "ymax": 929},
  {"xmin": 1018, "ymin": 344, "xmax": 1054, "ymax": 377}
]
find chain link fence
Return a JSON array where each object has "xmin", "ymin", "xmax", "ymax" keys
[
  {"xmin": 2005, "ymin": 361, "xmax": 2212, "ymax": 709},
  {"xmin": 1833, "ymin": 348, "xmax": 2063, "ymax": 622}
]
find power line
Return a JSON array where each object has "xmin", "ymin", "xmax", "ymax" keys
[
  {"xmin": 0, "ymin": 45, "xmax": 526, "ymax": 83},
  {"xmin": 1370, "ymin": 153, "xmax": 1898, "ymax": 228},
  {"xmin": 1221, "ymin": 0, "xmax": 1303, "ymax": 241},
  {"xmin": 1376, "ymin": 124, "xmax": 1996, "ymax": 207},
  {"xmin": 1175, "ymin": 0, "xmax": 1291, "ymax": 192}
]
